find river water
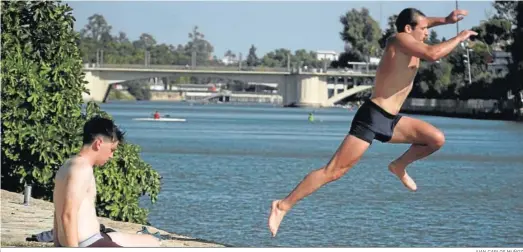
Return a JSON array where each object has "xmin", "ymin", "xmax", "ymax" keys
[{"xmin": 100, "ymin": 101, "xmax": 523, "ymax": 247}]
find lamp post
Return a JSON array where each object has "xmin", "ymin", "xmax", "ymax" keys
[
  {"xmin": 455, "ymin": 0, "xmax": 460, "ymax": 35},
  {"xmin": 461, "ymin": 42, "xmax": 472, "ymax": 85}
]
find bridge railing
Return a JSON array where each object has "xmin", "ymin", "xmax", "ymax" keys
[
  {"xmin": 84, "ymin": 63, "xmax": 290, "ymax": 72},
  {"xmin": 83, "ymin": 63, "xmax": 377, "ymax": 74}
]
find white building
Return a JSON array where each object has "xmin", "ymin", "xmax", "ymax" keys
[
  {"xmin": 221, "ymin": 56, "xmax": 239, "ymax": 65},
  {"xmin": 488, "ymin": 51, "xmax": 511, "ymax": 77},
  {"xmin": 315, "ymin": 50, "xmax": 339, "ymax": 61},
  {"xmin": 369, "ymin": 57, "xmax": 381, "ymax": 65}
]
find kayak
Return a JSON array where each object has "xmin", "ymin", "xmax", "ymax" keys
[{"xmin": 132, "ymin": 118, "xmax": 186, "ymax": 122}]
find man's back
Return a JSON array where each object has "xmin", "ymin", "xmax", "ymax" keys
[
  {"xmin": 53, "ymin": 156, "xmax": 100, "ymax": 246},
  {"xmin": 371, "ymin": 36, "xmax": 421, "ymax": 115}
]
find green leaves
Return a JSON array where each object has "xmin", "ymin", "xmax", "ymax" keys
[
  {"xmin": 87, "ymin": 103, "xmax": 162, "ymax": 224},
  {"xmin": 1, "ymin": 1, "xmax": 161, "ymax": 225},
  {"xmin": 339, "ymin": 8, "xmax": 382, "ymax": 58}
]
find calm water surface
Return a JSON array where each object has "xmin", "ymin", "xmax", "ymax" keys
[{"xmin": 100, "ymin": 101, "xmax": 523, "ymax": 247}]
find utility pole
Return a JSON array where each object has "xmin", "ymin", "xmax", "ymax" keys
[
  {"xmin": 455, "ymin": 0, "xmax": 460, "ymax": 35},
  {"xmin": 100, "ymin": 49, "xmax": 104, "ymax": 66},
  {"xmin": 287, "ymin": 53, "xmax": 291, "ymax": 72},
  {"xmin": 238, "ymin": 52, "xmax": 242, "ymax": 70},
  {"xmin": 144, "ymin": 50, "xmax": 151, "ymax": 67},
  {"xmin": 466, "ymin": 48, "xmax": 472, "ymax": 85},
  {"xmin": 96, "ymin": 49, "xmax": 104, "ymax": 67},
  {"xmin": 461, "ymin": 42, "xmax": 472, "ymax": 85},
  {"xmin": 457, "ymin": 0, "xmax": 472, "ymax": 85}
]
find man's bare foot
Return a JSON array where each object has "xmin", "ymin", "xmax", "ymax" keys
[
  {"xmin": 388, "ymin": 161, "xmax": 417, "ymax": 191},
  {"xmin": 268, "ymin": 200, "xmax": 288, "ymax": 237}
]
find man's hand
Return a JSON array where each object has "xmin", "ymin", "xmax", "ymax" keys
[
  {"xmin": 458, "ymin": 30, "xmax": 478, "ymax": 42},
  {"xmin": 445, "ymin": 9, "xmax": 468, "ymax": 24}
]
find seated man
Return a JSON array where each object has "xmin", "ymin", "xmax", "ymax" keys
[{"xmin": 53, "ymin": 116, "xmax": 161, "ymax": 247}]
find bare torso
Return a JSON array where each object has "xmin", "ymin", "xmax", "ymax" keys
[
  {"xmin": 370, "ymin": 36, "xmax": 420, "ymax": 115},
  {"xmin": 53, "ymin": 156, "xmax": 100, "ymax": 245}
]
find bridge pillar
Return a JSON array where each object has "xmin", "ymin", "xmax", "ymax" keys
[
  {"xmin": 334, "ymin": 77, "xmax": 339, "ymax": 95},
  {"xmin": 283, "ymin": 74, "xmax": 331, "ymax": 107},
  {"xmin": 83, "ymin": 70, "xmax": 111, "ymax": 103}
]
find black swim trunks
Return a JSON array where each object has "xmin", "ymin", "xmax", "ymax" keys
[{"xmin": 348, "ymin": 99, "xmax": 402, "ymax": 144}]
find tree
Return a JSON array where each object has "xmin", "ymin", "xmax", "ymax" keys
[
  {"xmin": 135, "ymin": 33, "xmax": 157, "ymax": 50},
  {"xmin": 378, "ymin": 14, "xmax": 398, "ymax": 49},
  {"xmin": 1, "ymin": 1, "xmax": 161, "ymax": 224},
  {"xmin": 493, "ymin": 0, "xmax": 518, "ymax": 27},
  {"xmin": 339, "ymin": 8, "xmax": 382, "ymax": 60},
  {"xmin": 331, "ymin": 51, "xmax": 365, "ymax": 68},
  {"xmin": 76, "ymin": 14, "xmax": 225, "ymax": 69},
  {"xmin": 224, "ymin": 49, "xmax": 237, "ymax": 64},
  {"xmin": 261, "ymin": 48, "xmax": 292, "ymax": 67},
  {"xmin": 428, "ymin": 30, "xmax": 440, "ymax": 45},
  {"xmin": 471, "ymin": 18, "xmax": 512, "ymax": 50},
  {"xmin": 246, "ymin": 44, "xmax": 259, "ymax": 67},
  {"xmin": 1, "ymin": 1, "xmax": 88, "ymax": 193},
  {"xmin": 80, "ymin": 14, "xmax": 112, "ymax": 42},
  {"xmin": 125, "ymin": 81, "xmax": 152, "ymax": 100},
  {"xmin": 187, "ymin": 26, "xmax": 214, "ymax": 65},
  {"xmin": 508, "ymin": 1, "xmax": 523, "ymax": 112},
  {"xmin": 293, "ymin": 49, "xmax": 322, "ymax": 69},
  {"xmin": 412, "ymin": 61, "xmax": 453, "ymax": 98},
  {"xmin": 78, "ymin": 14, "xmax": 113, "ymax": 63}
]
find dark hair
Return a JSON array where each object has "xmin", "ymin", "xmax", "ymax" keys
[
  {"xmin": 82, "ymin": 116, "xmax": 125, "ymax": 145},
  {"xmin": 395, "ymin": 8, "xmax": 426, "ymax": 33}
]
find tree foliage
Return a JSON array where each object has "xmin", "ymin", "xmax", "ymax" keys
[
  {"xmin": 1, "ymin": 1, "xmax": 161, "ymax": 224},
  {"xmin": 71, "ymin": 4, "xmax": 522, "ymax": 106},
  {"xmin": 339, "ymin": 8, "xmax": 382, "ymax": 59},
  {"xmin": 1, "ymin": 1, "xmax": 87, "ymax": 193},
  {"xmin": 378, "ymin": 14, "xmax": 398, "ymax": 49},
  {"xmin": 246, "ymin": 44, "xmax": 259, "ymax": 67},
  {"xmin": 508, "ymin": 1, "xmax": 523, "ymax": 110}
]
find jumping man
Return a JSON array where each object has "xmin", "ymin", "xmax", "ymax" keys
[{"xmin": 268, "ymin": 8, "xmax": 478, "ymax": 237}]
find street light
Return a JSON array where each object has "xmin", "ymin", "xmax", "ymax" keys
[
  {"xmin": 461, "ymin": 42, "xmax": 472, "ymax": 85},
  {"xmin": 455, "ymin": 0, "xmax": 460, "ymax": 35}
]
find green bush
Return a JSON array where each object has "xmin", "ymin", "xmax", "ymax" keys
[
  {"xmin": 1, "ymin": 1, "xmax": 161, "ymax": 225},
  {"xmin": 84, "ymin": 102, "xmax": 161, "ymax": 224}
]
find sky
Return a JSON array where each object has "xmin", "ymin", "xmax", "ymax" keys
[{"xmin": 66, "ymin": 1, "xmax": 496, "ymax": 58}]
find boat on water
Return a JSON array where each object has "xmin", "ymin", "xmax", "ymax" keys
[{"xmin": 132, "ymin": 118, "xmax": 186, "ymax": 122}]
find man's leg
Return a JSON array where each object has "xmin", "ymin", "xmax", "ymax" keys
[
  {"xmin": 106, "ymin": 232, "xmax": 161, "ymax": 247},
  {"xmin": 268, "ymin": 134, "xmax": 371, "ymax": 237},
  {"xmin": 388, "ymin": 116, "xmax": 446, "ymax": 191}
]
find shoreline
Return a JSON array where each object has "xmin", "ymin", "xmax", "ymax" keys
[
  {"xmin": 0, "ymin": 189, "xmax": 228, "ymax": 247},
  {"xmin": 401, "ymin": 109, "xmax": 523, "ymax": 122},
  {"xmin": 104, "ymin": 98, "xmax": 523, "ymax": 122}
]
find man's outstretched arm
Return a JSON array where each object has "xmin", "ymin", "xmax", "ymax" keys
[
  {"xmin": 427, "ymin": 9, "xmax": 468, "ymax": 28},
  {"xmin": 394, "ymin": 29, "xmax": 477, "ymax": 62},
  {"xmin": 426, "ymin": 17, "xmax": 447, "ymax": 28}
]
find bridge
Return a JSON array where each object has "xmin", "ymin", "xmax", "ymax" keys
[{"xmin": 82, "ymin": 64, "xmax": 376, "ymax": 107}]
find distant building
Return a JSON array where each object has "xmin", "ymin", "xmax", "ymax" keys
[
  {"xmin": 113, "ymin": 84, "xmax": 125, "ymax": 90},
  {"xmin": 221, "ymin": 56, "xmax": 238, "ymax": 65},
  {"xmin": 368, "ymin": 57, "xmax": 381, "ymax": 65},
  {"xmin": 315, "ymin": 50, "xmax": 339, "ymax": 61},
  {"xmin": 488, "ymin": 51, "xmax": 512, "ymax": 77}
]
